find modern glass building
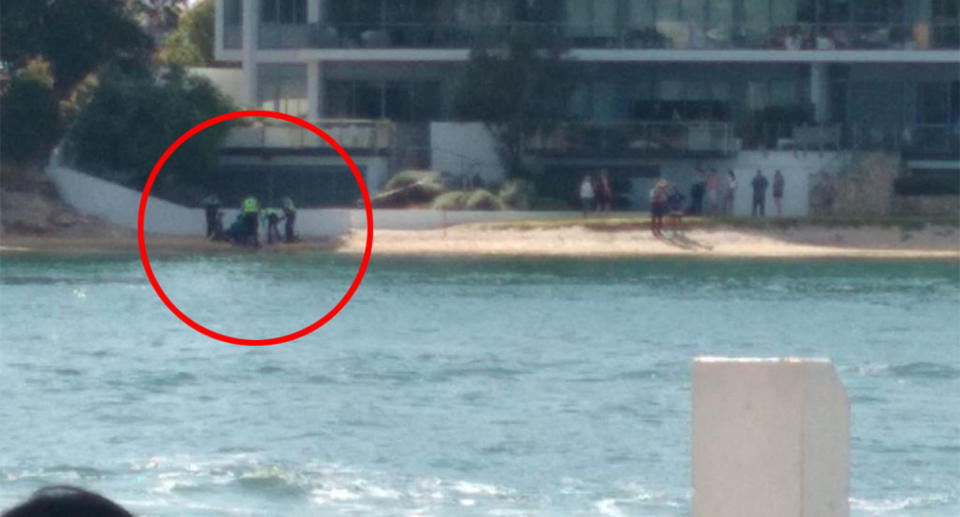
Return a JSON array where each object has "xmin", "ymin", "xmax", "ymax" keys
[{"xmin": 214, "ymin": 0, "xmax": 959, "ymax": 199}]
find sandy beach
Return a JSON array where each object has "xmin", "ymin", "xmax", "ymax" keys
[
  {"xmin": 337, "ymin": 222, "xmax": 960, "ymax": 259},
  {"xmin": 2, "ymin": 218, "xmax": 958, "ymax": 259}
]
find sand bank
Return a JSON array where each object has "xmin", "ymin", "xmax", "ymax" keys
[
  {"xmin": 2, "ymin": 222, "xmax": 957, "ymax": 259},
  {"xmin": 337, "ymin": 223, "xmax": 960, "ymax": 259}
]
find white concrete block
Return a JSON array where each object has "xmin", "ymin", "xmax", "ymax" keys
[{"xmin": 692, "ymin": 357, "xmax": 849, "ymax": 517}]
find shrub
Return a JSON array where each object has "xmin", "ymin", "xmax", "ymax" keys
[
  {"xmin": 465, "ymin": 189, "xmax": 504, "ymax": 210},
  {"xmin": 383, "ymin": 169, "xmax": 442, "ymax": 191},
  {"xmin": 432, "ymin": 190, "xmax": 469, "ymax": 210},
  {"xmin": 0, "ymin": 76, "xmax": 61, "ymax": 164},
  {"xmin": 66, "ymin": 63, "xmax": 234, "ymax": 195},
  {"xmin": 498, "ymin": 179, "xmax": 532, "ymax": 209},
  {"xmin": 894, "ymin": 175, "xmax": 960, "ymax": 196}
]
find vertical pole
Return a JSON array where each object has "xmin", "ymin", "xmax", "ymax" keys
[
  {"xmin": 307, "ymin": 61, "xmax": 320, "ymax": 123},
  {"xmin": 242, "ymin": 0, "xmax": 258, "ymax": 108}
]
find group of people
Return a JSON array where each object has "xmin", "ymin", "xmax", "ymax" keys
[
  {"xmin": 577, "ymin": 167, "xmax": 787, "ymax": 236},
  {"xmin": 686, "ymin": 168, "xmax": 786, "ymax": 218},
  {"xmin": 577, "ymin": 169, "xmax": 615, "ymax": 216},
  {"xmin": 201, "ymin": 194, "xmax": 298, "ymax": 248}
]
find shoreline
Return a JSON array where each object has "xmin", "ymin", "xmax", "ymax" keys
[{"xmin": 1, "ymin": 222, "xmax": 958, "ymax": 260}]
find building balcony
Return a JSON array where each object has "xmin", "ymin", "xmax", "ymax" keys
[
  {"xmin": 221, "ymin": 119, "xmax": 395, "ymax": 155},
  {"xmin": 528, "ymin": 121, "xmax": 737, "ymax": 159},
  {"xmin": 252, "ymin": 21, "xmax": 959, "ymax": 51}
]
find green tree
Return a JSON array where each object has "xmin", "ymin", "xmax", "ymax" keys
[
  {"xmin": 0, "ymin": 76, "xmax": 62, "ymax": 163},
  {"xmin": 159, "ymin": 0, "xmax": 215, "ymax": 66},
  {"xmin": 0, "ymin": 0, "xmax": 153, "ymax": 95},
  {"xmin": 453, "ymin": 26, "xmax": 575, "ymax": 178},
  {"xmin": 66, "ymin": 63, "xmax": 234, "ymax": 195}
]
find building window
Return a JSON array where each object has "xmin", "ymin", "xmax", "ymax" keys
[
  {"xmin": 261, "ymin": 0, "xmax": 307, "ymax": 24},
  {"xmin": 224, "ymin": 0, "xmax": 242, "ymax": 25},
  {"xmin": 258, "ymin": 64, "xmax": 308, "ymax": 118},
  {"xmin": 325, "ymin": 80, "xmax": 444, "ymax": 121},
  {"xmin": 918, "ymin": 82, "xmax": 951, "ymax": 124}
]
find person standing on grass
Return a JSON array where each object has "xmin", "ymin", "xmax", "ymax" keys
[
  {"xmin": 579, "ymin": 174, "xmax": 595, "ymax": 217},
  {"xmin": 773, "ymin": 170, "xmax": 785, "ymax": 216},
  {"xmin": 650, "ymin": 179, "xmax": 669, "ymax": 236},
  {"xmin": 751, "ymin": 170, "xmax": 769, "ymax": 217},
  {"xmin": 724, "ymin": 170, "xmax": 737, "ymax": 215}
]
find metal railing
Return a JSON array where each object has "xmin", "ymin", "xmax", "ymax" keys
[
  {"xmin": 222, "ymin": 119, "xmax": 395, "ymax": 152},
  {"xmin": 253, "ymin": 21, "xmax": 959, "ymax": 50},
  {"xmin": 743, "ymin": 122, "xmax": 959, "ymax": 155},
  {"xmin": 528, "ymin": 121, "xmax": 737, "ymax": 157}
]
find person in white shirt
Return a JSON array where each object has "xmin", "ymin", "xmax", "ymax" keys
[
  {"xmin": 579, "ymin": 175, "xmax": 595, "ymax": 217},
  {"xmin": 724, "ymin": 170, "xmax": 737, "ymax": 215}
]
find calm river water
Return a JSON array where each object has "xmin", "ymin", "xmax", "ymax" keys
[{"xmin": 0, "ymin": 253, "xmax": 957, "ymax": 516}]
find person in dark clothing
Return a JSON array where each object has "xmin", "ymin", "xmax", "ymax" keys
[
  {"xmin": 667, "ymin": 185, "xmax": 686, "ymax": 230},
  {"xmin": 751, "ymin": 170, "xmax": 769, "ymax": 217},
  {"xmin": 263, "ymin": 208, "xmax": 283, "ymax": 245},
  {"xmin": 688, "ymin": 169, "xmax": 706, "ymax": 214},
  {"xmin": 225, "ymin": 214, "xmax": 247, "ymax": 245},
  {"xmin": 201, "ymin": 194, "xmax": 221, "ymax": 239},
  {"xmin": 650, "ymin": 179, "xmax": 669, "ymax": 236},
  {"xmin": 282, "ymin": 196, "xmax": 298, "ymax": 243},
  {"xmin": 241, "ymin": 195, "xmax": 260, "ymax": 247}
]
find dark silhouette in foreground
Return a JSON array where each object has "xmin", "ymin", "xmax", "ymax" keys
[{"xmin": 2, "ymin": 485, "xmax": 133, "ymax": 517}]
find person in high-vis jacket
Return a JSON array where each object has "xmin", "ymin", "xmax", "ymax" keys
[
  {"xmin": 281, "ymin": 196, "xmax": 297, "ymax": 243},
  {"xmin": 242, "ymin": 195, "xmax": 260, "ymax": 247}
]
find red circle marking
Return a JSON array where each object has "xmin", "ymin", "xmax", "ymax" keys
[{"xmin": 137, "ymin": 110, "xmax": 374, "ymax": 346}]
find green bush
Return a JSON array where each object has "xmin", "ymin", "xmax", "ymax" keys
[
  {"xmin": 383, "ymin": 169, "xmax": 442, "ymax": 191},
  {"xmin": 66, "ymin": 63, "xmax": 234, "ymax": 195},
  {"xmin": 465, "ymin": 189, "xmax": 504, "ymax": 210},
  {"xmin": 432, "ymin": 190, "xmax": 469, "ymax": 210},
  {"xmin": 0, "ymin": 76, "xmax": 61, "ymax": 163},
  {"xmin": 894, "ymin": 175, "xmax": 960, "ymax": 196},
  {"xmin": 498, "ymin": 179, "xmax": 532, "ymax": 209}
]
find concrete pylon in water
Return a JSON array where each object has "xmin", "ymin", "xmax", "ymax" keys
[{"xmin": 692, "ymin": 357, "xmax": 849, "ymax": 517}]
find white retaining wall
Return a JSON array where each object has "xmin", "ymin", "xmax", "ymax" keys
[
  {"xmin": 46, "ymin": 160, "xmax": 348, "ymax": 238},
  {"xmin": 692, "ymin": 357, "xmax": 850, "ymax": 517},
  {"xmin": 347, "ymin": 209, "xmax": 575, "ymax": 231}
]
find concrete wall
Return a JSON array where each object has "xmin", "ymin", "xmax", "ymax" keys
[
  {"xmin": 347, "ymin": 209, "xmax": 575, "ymax": 231},
  {"xmin": 46, "ymin": 158, "xmax": 349, "ymax": 238},
  {"xmin": 692, "ymin": 357, "xmax": 849, "ymax": 517},
  {"xmin": 430, "ymin": 122, "xmax": 505, "ymax": 183},
  {"xmin": 47, "ymin": 158, "xmax": 203, "ymax": 235}
]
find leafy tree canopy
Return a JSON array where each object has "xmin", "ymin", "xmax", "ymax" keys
[
  {"xmin": 66, "ymin": 62, "xmax": 235, "ymax": 196},
  {"xmin": 454, "ymin": 26, "xmax": 575, "ymax": 178},
  {"xmin": 1, "ymin": 0, "xmax": 153, "ymax": 94},
  {"xmin": 159, "ymin": 0, "xmax": 215, "ymax": 66},
  {"xmin": 1, "ymin": 75, "xmax": 61, "ymax": 164}
]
